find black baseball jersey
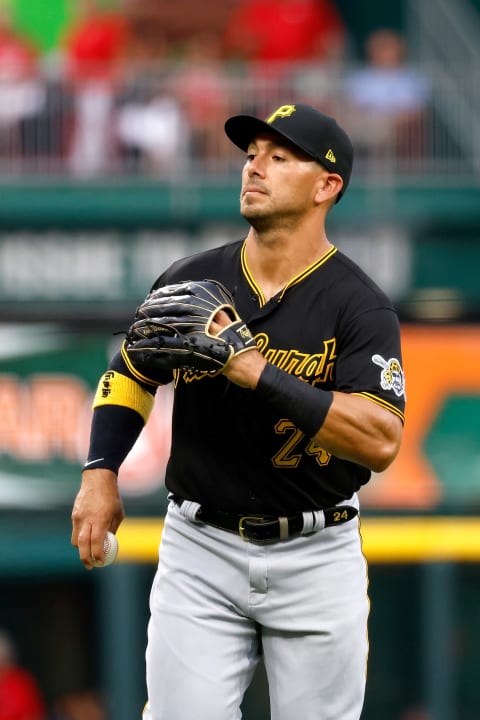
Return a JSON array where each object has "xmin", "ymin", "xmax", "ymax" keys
[{"xmin": 135, "ymin": 239, "xmax": 405, "ymax": 515}]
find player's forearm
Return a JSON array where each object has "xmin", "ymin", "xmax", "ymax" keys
[
  {"xmin": 253, "ymin": 362, "xmax": 402, "ymax": 472},
  {"xmin": 315, "ymin": 392, "xmax": 403, "ymax": 472},
  {"xmin": 84, "ymin": 404, "xmax": 146, "ymax": 473}
]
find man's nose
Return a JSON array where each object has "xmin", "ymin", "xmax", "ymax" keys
[{"xmin": 247, "ymin": 156, "xmax": 266, "ymax": 176}]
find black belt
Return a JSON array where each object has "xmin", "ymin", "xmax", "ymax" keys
[{"xmin": 171, "ymin": 496, "xmax": 358, "ymax": 543}]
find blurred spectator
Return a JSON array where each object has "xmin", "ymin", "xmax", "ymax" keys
[
  {"xmin": 0, "ymin": 4, "xmax": 45, "ymax": 163},
  {"xmin": 114, "ymin": 25, "xmax": 193, "ymax": 175},
  {"xmin": 0, "ymin": 628, "xmax": 47, "ymax": 720},
  {"xmin": 116, "ymin": 75, "xmax": 190, "ymax": 175},
  {"xmin": 62, "ymin": 0, "xmax": 129, "ymax": 176},
  {"xmin": 222, "ymin": 0, "xmax": 346, "ymax": 64},
  {"xmin": 63, "ymin": 0, "xmax": 128, "ymax": 82},
  {"xmin": 51, "ymin": 689, "xmax": 107, "ymax": 720},
  {"xmin": 222, "ymin": 0, "xmax": 346, "ymax": 116},
  {"xmin": 120, "ymin": 0, "xmax": 177, "ymax": 63},
  {"xmin": 343, "ymin": 28, "xmax": 430, "ymax": 166},
  {"xmin": 121, "ymin": 0, "xmax": 237, "ymax": 58},
  {"xmin": 173, "ymin": 33, "xmax": 231, "ymax": 165}
]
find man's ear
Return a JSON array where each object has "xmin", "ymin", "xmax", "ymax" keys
[{"xmin": 314, "ymin": 173, "xmax": 343, "ymax": 204}]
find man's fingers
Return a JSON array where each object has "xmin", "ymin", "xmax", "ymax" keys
[
  {"xmin": 76, "ymin": 525, "xmax": 94, "ymax": 570},
  {"xmin": 72, "ymin": 518, "xmax": 108, "ymax": 569},
  {"xmin": 89, "ymin": 526, "xmax": 110, "ymax": 567},
  {"xmin": 210, "ymin": 309, "xmax": 231, "ymax": 336}
]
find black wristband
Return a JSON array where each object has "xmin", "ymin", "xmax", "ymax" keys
[{"xmin": 256, "ymin": 363, "xmax": 333, "ymax": 438}]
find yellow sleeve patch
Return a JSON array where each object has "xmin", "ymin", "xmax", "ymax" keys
[{"xmin": 93, "ymin": 371, "xmax": 155, "ymax": 423}]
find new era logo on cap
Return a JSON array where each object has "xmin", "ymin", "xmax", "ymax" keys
[{"xmin": 224, "ymin": 103, "xmax": 353, "ymax": 202}]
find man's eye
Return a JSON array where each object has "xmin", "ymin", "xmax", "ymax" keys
[{"xmin": 272, "ymin": 154, "xmax": 285, "ymax": 161}]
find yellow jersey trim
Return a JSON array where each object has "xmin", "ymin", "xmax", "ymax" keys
[
  {"xmin": 240, "ymin": 241, "xmax": 265, "ymax": 304},
  {"xmin": 278, "ymin": 245, "xmax": 337, "ymax": 300},
  {"xmin": 93, "ymin": 370, "xmax": 155, "ymax": 423},
  {"xmin": 353, "ymin": 391, "xmax": 405, "ymax": 424},
  {"xmin": 240, "ymin": 241, "xmax": 338, "ymax": 306}
]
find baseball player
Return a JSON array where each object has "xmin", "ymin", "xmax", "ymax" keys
[{"xmin": 71, "ymin": 103, "xmax": 405, "ymax": 720}]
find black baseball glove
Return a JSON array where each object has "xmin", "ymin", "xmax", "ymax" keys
[{"xmin": 125, "ymin": 279, "xmax": 257, "ymax": 372}]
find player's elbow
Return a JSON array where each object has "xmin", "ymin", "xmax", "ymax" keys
[
  {"xmin": 369, "ymin": 420, "xmax": 403, "ymax": 473},
  {"xmin": 369, "ymin": 444, "xmax": 399, "ymax": 473}
]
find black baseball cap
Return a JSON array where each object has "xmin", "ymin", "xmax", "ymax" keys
[{"xmin": 224, "ymin": 103, "xmax": 353, "ymax": 202}]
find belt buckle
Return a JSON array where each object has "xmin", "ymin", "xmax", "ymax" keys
[{"xmin": 239, "ymin": 515, "xmax": 264, "ymax": 540}]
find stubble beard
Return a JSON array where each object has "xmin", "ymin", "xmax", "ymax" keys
[
  {"xmin": 241, "ymin": 205, "xmax": 275, "ymax": 233},
  {"xmin": 241, "ymin": 201, "xmax": 301, "ymax": 235}
]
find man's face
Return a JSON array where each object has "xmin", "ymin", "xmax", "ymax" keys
[{"xmin": 239, "ymin": 132, "xmax": 328, "ymax": 228}]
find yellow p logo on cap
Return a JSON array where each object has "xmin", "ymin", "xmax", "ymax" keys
[{"xmin": 266, "ymin": 105, "xmax": 296, "ymax": 124}]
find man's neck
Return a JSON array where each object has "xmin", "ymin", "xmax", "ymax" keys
[{"xmin": 244, "ymin": 227, "xmax": 332, "ymax": 302}]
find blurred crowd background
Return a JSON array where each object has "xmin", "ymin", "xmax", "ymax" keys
[
  {"xmin": 0, "ymin": 0, "xmax": 464, "ymax": 180},
  {"xmin": 1, "ymin": 0, "xmax": 480, "ymax": 719}
]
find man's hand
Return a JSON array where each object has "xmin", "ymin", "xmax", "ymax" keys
[
  {"xmin": 210, "ymin": 310, "xmax": 267, "ymax": 388},
  {"xmin": 71, "ymin": 469, "xmax": 125, "ymax": 570}
]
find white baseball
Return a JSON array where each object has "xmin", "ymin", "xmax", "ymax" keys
[{"xmin": 94, "ymin": 531, "xmax": 119, "ymax": 567}]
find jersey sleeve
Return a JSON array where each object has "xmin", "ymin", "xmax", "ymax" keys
[{"xmin": 335, "ymin": 307, "xmax": 406, "ymax": 423}]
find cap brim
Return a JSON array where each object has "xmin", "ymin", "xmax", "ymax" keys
[
  {"xmin": 224, "ymin": 114, "xmax": 313, "ymax": 159},
  {"xmin": 225, "ymin": 115, "xmax": 274, "ymax": 151}
]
